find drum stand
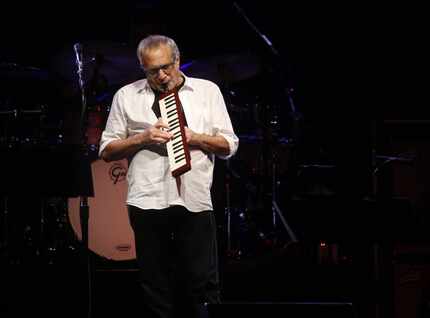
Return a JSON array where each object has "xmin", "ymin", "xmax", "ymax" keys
[
  {"xmin": 225, "ymin": 161, "xmax": 232, "ymax": 253},
  {"xmin": 224, "ymin": 159, "xmax": 242, "ymax": 257},
  {"xmin": 80, "ymin": 195, "xmax": 93, "ymax": 318},
  {"xmin": 233, "ymin": 1, "xmax": 301, "ymax": 245},
  {"xmin": 270, "ymin": 142, "xmax": 298, "ymax": 243},
  {"xmin": 0, "ymin": 197, "xmax": 9, "ymax": 261},
  {"xmin": 0, "ymin": 112, "xmax": 13, "ymax": 261}
]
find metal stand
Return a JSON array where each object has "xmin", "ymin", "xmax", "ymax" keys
[
  {"xmin": 233, "ymin": 2, "xmax": 301, "ymax": 244},
  {"xmin": 225, "ymin": 160, "xmax": 232, "ymax": 253},
  {"xmin": 0, "ymin": 110, "xmax": 13, "ymax": 261},
  {"xmin": 0, "ymin": 197, "xmax": 9, "ymax": 260},
  {"xmin": 269, "ymin": 122, "xmax": 298, "ymax": 243},
  {"xmin": 224, "ymin": 159, "xmax": 244, "ymax": 257},
  {"xmin": 74, "ymin": 42, "xmax": 93, "ymax": 318}
]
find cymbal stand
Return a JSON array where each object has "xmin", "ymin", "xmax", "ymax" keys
[
  {"xmin": 269, "ymin": 116, "xmax": 298, "ymax": 243},
  {"xmin": 225, "ymin": 160, "xmax": 232, "ymax": 253},
  {"xmin": 74, "ymin": 42, "xmax": 93, "ymax": 318},
  {"xmin": 0, "ymin": 110, "xmax": 15, "ymax": 261},
  {"xmin": 223, "ymin": 158, "xmax": 246, "ymax": 258},
  {"xmin": 0, "ymin": 197, "xmax": 9, "ymax": 261},
  {"xmin": 233, "ymin": 2, "xmax": 300, "ymax": 244}
]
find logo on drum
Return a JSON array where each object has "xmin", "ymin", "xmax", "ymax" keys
[{"xmin": 109, "ymin": 162, "xmax": 127, "ymax": 184}]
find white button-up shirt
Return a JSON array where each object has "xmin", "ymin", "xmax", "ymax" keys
[{"xmin": 99, "ymin": 75, "xmax": 239, "ymax": 212}]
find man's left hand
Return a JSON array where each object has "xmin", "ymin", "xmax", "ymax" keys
[{"xmin": 184, "ymin": 126, "xmax": 197, "ymax": 145}]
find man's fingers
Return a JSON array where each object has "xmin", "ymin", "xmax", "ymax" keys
[
  {"xmin": 154, "ymin": 118, "xmax": 169, "ymax": 129},
  {"xmin": 155, "ymin": 122, "xmax": 169, "ymax": 129},
  {"xmin": 151, "ymin": 129, "xmax": 172, "ymax": 143}
]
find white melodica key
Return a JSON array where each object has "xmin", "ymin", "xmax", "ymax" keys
[{"xmin": 158, "ymin": 91, "xmax": 191, "ymax": 177}]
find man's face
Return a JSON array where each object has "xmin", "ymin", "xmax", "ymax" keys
[{"xmin": 141, "ymin": 44, "xmax": 181, "ymax": 92}]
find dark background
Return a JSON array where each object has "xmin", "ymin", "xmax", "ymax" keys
[
  {"xmin": 1, "ymin": 2, "xmax": 430, "ymax": 318},
  {"xmin": 2, "ymin": 1, "xmax": 426, "ymax": 113},
  {"xmin": 1, "ymin": 1, "xmax": 427, "ymax": 126},
  {"xmin": 0, "ymin": 0, "xmax": 409, "ymax": 192},
  {"xmin": 1, "ymin": 0, "xmax": 427, "ymax": 144}
]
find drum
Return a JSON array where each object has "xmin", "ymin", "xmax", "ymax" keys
[
  {"xmin": 68, "ymin": 158, "xmax": 135, "ymax": 260},
  {"xmin": 85, "ymin": 105, "xmax": 108, "ymax": 151}
]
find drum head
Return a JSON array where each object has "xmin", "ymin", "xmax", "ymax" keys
[{"xmin": 68, "ymin": 159, "xmax": 135, "ymax": 260}]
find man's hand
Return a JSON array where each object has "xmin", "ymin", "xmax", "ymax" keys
[
  {"xmin": 144, "ymin": 118, "xmax": 173, "ymax": 145},
  {"xmin": 184, "ymin": 126, "xmax": 230, "ymax": 156},
  {"xmin": 101, "ymin": 118, "xmax": 173, "ymax": 162},
  {"xmin": 184, "ymin": 126, "xmax": 197, "ymax": 145}
]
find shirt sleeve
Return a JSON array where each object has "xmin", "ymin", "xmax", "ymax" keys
[
  {"xmin": 210, "ymin": 84, "xmax": 239, "ymax": 160},
  {"xmin": 98, "ymin": 90, "xmax": 128, "ymax": 157}
]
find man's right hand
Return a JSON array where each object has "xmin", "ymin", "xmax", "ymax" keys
[
  {"xmin": 143, "ymin": 118, "xmax": 173, "ymax": 145},
  {"xmin": 102, "ymin": 118, "xmax": 172, "ymax": 162}
]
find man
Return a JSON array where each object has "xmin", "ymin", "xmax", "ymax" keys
[{"xmin": 99, "ymin": 35, "xmax": 239, "ymax": 318}]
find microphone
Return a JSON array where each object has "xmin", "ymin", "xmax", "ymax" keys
[
  {"xmin": 73, "ymin": 43, "xmax": 83, "ymax": 66},
  {"xmin": 73, "ymin": 42, "xmax": 85, "ymax": 91}
]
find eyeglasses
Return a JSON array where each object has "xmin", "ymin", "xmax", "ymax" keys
[{"xmin": 141, "ymin": 61, "xmax": 175, "ymax": 77}]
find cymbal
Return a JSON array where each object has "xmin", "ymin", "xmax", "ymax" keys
[
  {"xmin": 181, "ymin": 51, "xmax": 261, "ymax": 85},
  {"xmin": 0, "ymin": 62, "xmax": 57, "ymax": 105},
  {"xmin": 51, "ymin": 41, "xmax": 143, "ymax": 91},
  {"xmin": 0, "ymin": 62, "xmax": 51, "ymax": 82}
]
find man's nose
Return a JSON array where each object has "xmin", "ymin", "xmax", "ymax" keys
[{"xmin": 157, "ymin": 70, "xmax": 168, "ymax": 80}]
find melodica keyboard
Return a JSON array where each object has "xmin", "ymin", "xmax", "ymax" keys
[{"xmin": 159, "ymin": 90, "xmax": 191, "ymax": 177}]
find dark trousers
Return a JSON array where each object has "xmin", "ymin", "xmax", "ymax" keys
[{"xmin": 128, "ymin": 205, "xmax": 220, "ymax": 318}]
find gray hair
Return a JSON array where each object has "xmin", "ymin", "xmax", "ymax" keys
[{"xmin": 137, "ymin": 35, "xmax": 180, "ymax": 65}]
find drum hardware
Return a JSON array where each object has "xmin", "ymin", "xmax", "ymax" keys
[
  {"xmin": 1, "ymin": 62, "xmax": 61, "ymax": 146},
  {"xmin": 222, "ymin": 159, "xmax": 277, "ymax": 259},
  {"xmin": 85, "ymin": 104, "xmax": 109, "ymax": 153},
  {"xmin": 234, "ymin": 102, "xmax": 298, "ymax": 248},
  {"xmin": 52, "ymin": 41, "xmax": 141, "ymax": 92},
  {"xmin": 224, "ymin": 160, "xmax": 234, "ymax": 254},
  {"xmin": 53, "ymin": 43, "xmax": 126, "ymax": 154},
  {"xmin": 269, "ymin": 115, "xmax": 297, "ymax": 242},
  {"xmin": 0, "ymin": 195, "xmax": 74, "ymax": 264},
  {"xmin": 68, "ymin": 41, "xmax": 137, "ymax": 316},
  {"xmin": 68, "ymin": 159, "xmax": 135, "ymax": 261},
  {"xmin": 0, "ymin": 62, "xmax": 50, "ymax": 80},
  {"xmin": 72, "ymin": 41, "xmax": 95, "ymax": 318},
  {"xmin": 219, "ymin": 158, "xmax": 240, "ymax": 258},
  {"xmin": 38, "ymin": 197, "xmax": 77, "ymax": 263},
  {"xmin": 0, "ymin": 102, "xmax": 65, "ymax": 147},
  {"xmin": 0, "ymin": 197, "xmax": 9, "ymax": 260},
  {"xmin": 0, "ymin": 109, "xmax": 18, "ymax": 117},
  {"xmin": 219, "ymin": 121, "xmax": 299, "ymax": 260},
  {"xmin": 233, "ymin": 2, "xmax": 304, "ymax": 246}
]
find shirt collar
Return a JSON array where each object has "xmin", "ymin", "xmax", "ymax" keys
[{"xmin": 138, "ymin": 72, "xmax": 195, "ymax": 94}]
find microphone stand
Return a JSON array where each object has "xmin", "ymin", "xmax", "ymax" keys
[
  {"xmin": 74, "ymin": 42, "xmax": 93, "ymax": 318},
  {"xmin": 233, "ymin": 2, "xmax": 299, "ymax": 243}
]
